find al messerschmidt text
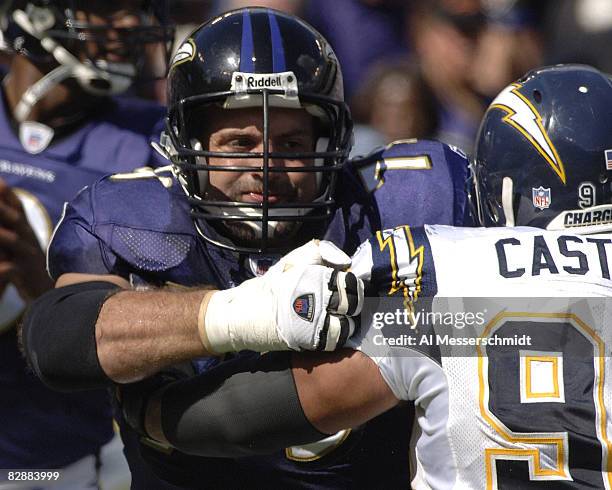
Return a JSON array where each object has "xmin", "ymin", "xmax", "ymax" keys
[{"xmin": 373, "ymin": 334, "xmax": 532, "ymax": 347}]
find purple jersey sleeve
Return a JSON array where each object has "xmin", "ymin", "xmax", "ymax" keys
[{"xmin": 47, "ymin": 184, "xmax": 116, "ymax": 280}]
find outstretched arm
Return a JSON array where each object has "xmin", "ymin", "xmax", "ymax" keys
[
  {"xmin": 21, "ymin": 241, "xmax": 363, "ymax": 388},
  {"xmin": 134, "ymin": 349, "xmax": 399, "ymax": 457},
  {"xmin": 61, "ymin": 273, "xmax": 215, "ymax": 383},
  {"xmin": 21, "ymin": 273, "xmax": 216, "ymax": 388}
]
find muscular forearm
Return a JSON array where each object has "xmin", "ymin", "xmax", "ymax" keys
[
  {"xmin": 96, "ymin": 288, "xmax": 215, "ymax": 383},
  {"xmin": 292, "ymin": 350, "xmax": 399, "ymax": 434},
  {"xmin": 22, "ymin": 274, "xmax": 219, "ymax": 390},
  {"xmin": 96, "ymin": 253, "xmax": 363, "ymax": 384},
  {"xmin": 23, "ymin": 247, "xmax": 363, "ymax": 391}
]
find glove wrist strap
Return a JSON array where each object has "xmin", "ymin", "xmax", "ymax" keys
[{"xmin": 201, "ymin": 288, "xmax": 286, "ymax": 353}]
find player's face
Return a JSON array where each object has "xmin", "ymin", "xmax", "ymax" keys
[
  {"xmin": 202, "ymin": 106, "xmax": 318, "ymax": 204},
  {"xmin": 199, "ymin": 106, "xmax": 319, "ymax": 243},
  {"xmin": 73, "ymin": 1, "xmax": 153, "ymax": 64}
]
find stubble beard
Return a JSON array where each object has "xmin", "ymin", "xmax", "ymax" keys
[{"xmin": 205, "ymin": 176, "xmax": 305, "ymax": 247}]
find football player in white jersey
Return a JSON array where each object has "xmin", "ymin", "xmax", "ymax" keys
[{"xmin": 118, "ymin": 64, "xmax": 612, "ymax": 489}]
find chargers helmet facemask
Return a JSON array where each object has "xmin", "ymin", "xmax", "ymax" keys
[
  {"xmin": 162, "ymin": 7, "xmax": 353, "ymax": 255},
  {"xmin": 1, "ymin": 0, "xmax": 174, "ymax": 121},
  {"xmin": 472, "ymin": 64, "xmax": 612, "ymax": 233}
]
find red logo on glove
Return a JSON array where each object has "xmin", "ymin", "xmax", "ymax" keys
[{"xmin": 293, "ymin": 294, "xmax": 315, "ymax": 322}]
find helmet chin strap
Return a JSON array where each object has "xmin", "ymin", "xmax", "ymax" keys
[
  {"xmin": 501, "ymin": 176, "xmax": 515, "ymax": 227},
  {"xmin": 11, "ymin": 8, "xmax": 135, "ymax": 122}
]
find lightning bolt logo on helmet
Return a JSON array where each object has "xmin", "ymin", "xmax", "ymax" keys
[{"xmin": 490, "ymin": 83, "xmax": 566, "ymax": 185}]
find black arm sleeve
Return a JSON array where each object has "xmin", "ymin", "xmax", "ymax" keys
[
  {"xmin": 21, "ymin": 281, "xmax": 120, "ymax": 391},
  {"xmin": 159, "ymin": 352, "xmax": 329, "ymax": 457}
]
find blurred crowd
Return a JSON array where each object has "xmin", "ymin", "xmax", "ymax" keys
[
  {"xmin": 208, "ymin": 0, "xmax": 612, "ymax": 155},
  {"xmin": 142, "ymin": 0, "xmax": 612, "ymax": 155},
  {"xmin": 3, "ymin": 0, "xmax": 610, "ymax": 155}
]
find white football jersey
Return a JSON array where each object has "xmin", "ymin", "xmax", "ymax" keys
[{"xmin": 350, "ymin": 225, "xmax": 612, "ymax": 490}]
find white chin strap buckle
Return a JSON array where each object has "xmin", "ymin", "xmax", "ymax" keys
[{"xmin": 501, "ymin": 176, "xmax": 515, "ymax": 227}]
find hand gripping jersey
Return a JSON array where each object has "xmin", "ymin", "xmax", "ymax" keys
[
  {"xmin": 351, "ymin": 225, "xmax": 612, "ymax": 489},
  {"xmin": 0, "ymin": 89, "xmax": 165, "ymax": 469},
  {"xmin": 46, "ymin": 140, "xmax": 469, "ymax": 489}
]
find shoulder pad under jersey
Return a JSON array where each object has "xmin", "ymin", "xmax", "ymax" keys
[
  {"xmin": 348, "ymin": 139, "xmax": 470, "ymax": 228},
  {"xmin": 48, "ymin": 170, "xmax": 198, "ymax": 280}
]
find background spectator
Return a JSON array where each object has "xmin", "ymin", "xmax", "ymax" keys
[
  {"xmin": 472, "ymin": 0, "xmax": 544, "ymax": 98},
  {"xmin": 408, "ymin": 0, "xmax": 489, "ymax": 152},
  {"xmin": 351, "ymin": 60, "xmax": 439, "ymax": 145},
  {"xmin": 543, "ymin": 0, "xmax": 612, "ymax": 73},
  {"xmin": 305, "ymin": 0, "xmax": 410, "ymax": 98}
]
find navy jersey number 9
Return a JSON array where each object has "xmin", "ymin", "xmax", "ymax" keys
[{"xmin": 477, "ymin": 313, "xmax": 612, "ymax": 489}]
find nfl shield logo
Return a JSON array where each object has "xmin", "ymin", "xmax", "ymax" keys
[
  {"xmin": 532, "ymin": 186, "xmax": 551, "ymax": 210},
  {"xmin": 19, "ymin": 121, "xmax": 54, "ymax": 155}
]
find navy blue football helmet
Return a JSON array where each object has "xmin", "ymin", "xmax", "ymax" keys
[
  {"xmin": 472, "ymin": 64, "xmax": 612, "ymax": 233},
  {"xmin": 1, "ymin": 0, "xmax": 174, "ymax": 119},
  {"xmin": 162, "ymin": 7, "xmax": 353, "ymax": 254}
]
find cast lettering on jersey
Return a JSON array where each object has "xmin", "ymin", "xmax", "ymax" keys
[
  {"xmin": 352, "ymin": 225, "xmax": 612, "ymax": 489},
  {"xmin": 429, "ymin": 225, "xmax": 612, "ymax": 296},
  {"xmin": 496, "ymin": 234, "xmax": 609, "ymax": 279}
]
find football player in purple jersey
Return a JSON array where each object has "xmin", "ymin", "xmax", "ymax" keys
[{"xmin": 0, "ymin": 1, "xmax": 174, "ymax": 487}]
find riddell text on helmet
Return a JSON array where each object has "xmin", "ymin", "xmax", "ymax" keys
[{"xmin": 246, "ymin": 75, "xmax": 284, "ymax": 88}]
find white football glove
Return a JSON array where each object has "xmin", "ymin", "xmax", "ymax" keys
[{"xmin": 202, "ymin": 241, "xmax": 362, "ymax": 353}]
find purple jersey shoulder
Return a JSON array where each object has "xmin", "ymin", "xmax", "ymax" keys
[
  {"xmin": 348, "ymin": 139, "xmax": 470, "ymax": 229},
  {"xmin": 48, "ymin": 173, "xmax": 200, "ymax": 281},
  {"xmin": 68, "ymin": 96, "xmax": 167, "ymax": 174}
]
